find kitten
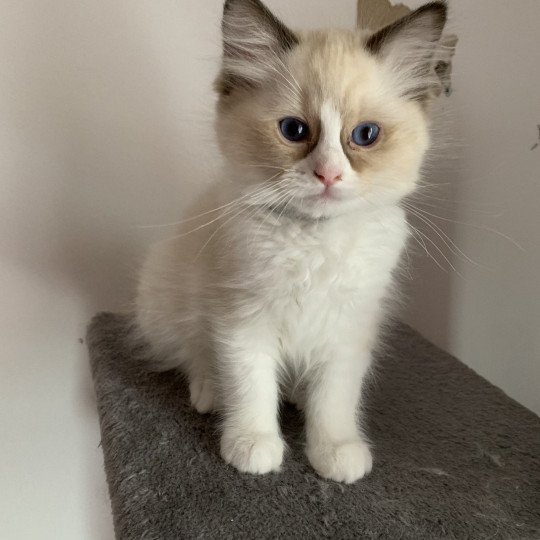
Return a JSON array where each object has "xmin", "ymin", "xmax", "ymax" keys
[{"xmin": 136, "ymin": 0, "xmax": 448, "ymax": 483}]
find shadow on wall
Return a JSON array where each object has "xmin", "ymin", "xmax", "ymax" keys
[
  {"xmin": 3, "ymin": 1, "xmax": 221, "ymax": 316},
  {"xmin": 403, "ymin": 113, "xmax": 462, "ymax": 353},
  {"xmin": 53, "ymin": 1, "xmax": 222, "ymax": 314}
]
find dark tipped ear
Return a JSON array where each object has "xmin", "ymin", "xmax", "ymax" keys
[
  {"xmin": 217, "ymin": 0, "xmax": 298, "ymax": 96},
  {"xmin": 366, "ymin": 1, "xmax": 448, "ymax": 101}
]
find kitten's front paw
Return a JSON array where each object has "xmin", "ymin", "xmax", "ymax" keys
[
  {"xmin": 189, "ymin": 377, "xmax": 215, "ymax": 414},
  {"xmin": 307, "ymin": 439, "xmax": 373, "ymax": 483},
  {"xmin": 221, "ymin": 432, "xmax": 284, "ymax": 475}
]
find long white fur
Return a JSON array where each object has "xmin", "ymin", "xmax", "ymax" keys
[{"xmin": 136, "ymin": 0, "xmax": 446, "ymax": 483}]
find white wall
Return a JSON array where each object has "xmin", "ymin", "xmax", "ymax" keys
[
  {"xmin": 0, "ymin": 1, "xmax": 537, "ymax": 538},
  {"xmin": 403, "ymin": 0, "xmax": 540, "ymax": 415},
  {"xmin": 0, "ymin": 2, "xmax": 221, "ymax": 538}
]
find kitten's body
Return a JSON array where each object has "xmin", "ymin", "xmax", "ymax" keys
[
  {"xmin": 136, "ymin": 0, "xmax": 448, "ymax": 482},
  {"xmin": 137, "ymin": 189, "xmax": 407, "ymax": 394}
]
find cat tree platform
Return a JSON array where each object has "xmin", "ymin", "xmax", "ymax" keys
[{"xmin": 87, "ymin": 312, "xmax": 540, "ymax": 539}]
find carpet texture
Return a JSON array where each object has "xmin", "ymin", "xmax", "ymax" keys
[{"xmin": 88, "ymin": 312, "xmax": 540, "ymax": 539}]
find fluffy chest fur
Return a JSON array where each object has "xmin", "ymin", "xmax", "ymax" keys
[{"xmin": 220, "ymin": 206, "xmax": 408, "ymax": 360}]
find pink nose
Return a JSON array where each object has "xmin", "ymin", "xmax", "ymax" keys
[{"xmin": 314, "ymin": 165, "xmax": 342, "ymax": 187}]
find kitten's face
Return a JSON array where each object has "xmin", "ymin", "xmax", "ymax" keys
[{"xmin": 216, "ymin": 0, "xmax": 447, "ymax": 219}]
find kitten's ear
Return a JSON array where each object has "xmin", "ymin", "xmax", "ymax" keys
[
  {"xmin": 217, "ymin": 0, "xmax": 298, "ymax": 96},
  {"xmin": 365, "ymin": 1, "xmax": 448, "ymax": 102}
]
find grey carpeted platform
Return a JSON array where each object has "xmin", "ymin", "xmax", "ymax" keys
[{"xmin": 88, "ymin": 312, "xmax": 540, "ymax": 539}]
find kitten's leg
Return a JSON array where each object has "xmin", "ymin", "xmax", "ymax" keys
[
  {"xmin": 185, "ymin": 341, "xmax": 215, "ymax": 414},
  {"xmin": 218, "ymin": 331, "xmax": 284, "ymax": 475},
  {"xmin": 305, "ymin": 343, "xmax": 373, "ymax": 484},
  {"xmin": 188, "ymin": 366, "xmax": 215, "ymax": 414}
]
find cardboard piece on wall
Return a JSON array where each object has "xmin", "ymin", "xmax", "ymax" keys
[
  {"xmin": 357, "ymin": 0, "xmax": 458, "ymax": 97},
  {"xmin": 357, "ymin": 0, "xmax": 411, "ymax": 30}
]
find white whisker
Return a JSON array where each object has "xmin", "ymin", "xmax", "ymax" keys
[{"xmin": 403, "ymin": 202, "xmax": 485, "ymax": 270}]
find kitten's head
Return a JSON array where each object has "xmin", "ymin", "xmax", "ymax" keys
[{"xmin": 215, "ymin": 0, "xmax": 448, "ymax": 219}]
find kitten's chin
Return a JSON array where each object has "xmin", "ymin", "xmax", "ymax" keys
[{"xmin": 288, "ymin": 194, "xmax": 363, "ymax": 220}]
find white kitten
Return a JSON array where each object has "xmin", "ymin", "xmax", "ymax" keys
[{"xmin": 136, "ymin": 0, "xmax": 448, "ymax": 483}]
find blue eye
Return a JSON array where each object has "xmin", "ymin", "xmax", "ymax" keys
[
  {"xmin": 279, "ymin": 117, "xmax": 309, "ymax": 142},
  {"xmin": 351, "ymin": 122, "xmax": 380, "ymax": 147}
]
